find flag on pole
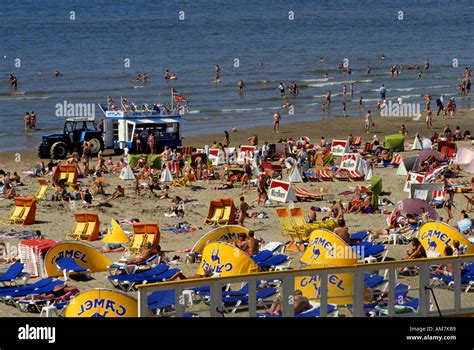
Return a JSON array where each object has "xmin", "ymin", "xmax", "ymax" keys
[{"xmin": 172, "ymin": 89, "xmax": 188, "ymax": 103}]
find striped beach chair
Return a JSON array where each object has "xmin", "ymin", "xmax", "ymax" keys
[
  {"xmin": 348, "ymin": 170, "xmax": 364, "ymax": 181},
  {"xmin": 431, "ymin": 190, "xmax": 446, "ymax": 208},
  {"xmin": 360, "ymin": 142, "xmax": 374, "ymax": 155},
  {"xmin": 317, "ymin": 169, "xmax": 333, "ymax": 181},
  {"xmin": 352, "ymin": 136, "xmax": 362, "ymax": 148},
  {"xmin": 391, "ymin": 154, "xmax": 402, "ymax": 167},
  {"xmin": 294, "ymin": 187, "xmax": 324, "ymax": 201}
]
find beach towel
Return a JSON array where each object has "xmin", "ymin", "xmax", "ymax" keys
[
  {"xmin": 338, "ymin": 190, "xmax": 354, "ymax": 196},
  {"xmin": 0, "ymin": 230, "xmax": 36, "ymax": 239}
]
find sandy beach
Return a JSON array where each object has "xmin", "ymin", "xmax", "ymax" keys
[{"xmin": 1, "ymin": 108, "xmax": 474, "ymax": 317}]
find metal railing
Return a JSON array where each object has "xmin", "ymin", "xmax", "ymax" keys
[{"xmin": 137, "ymin": 254, "xmax": 474, "ymax": 317}]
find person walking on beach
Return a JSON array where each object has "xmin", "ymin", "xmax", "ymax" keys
[
  {"xmin": 364, "ymin": 110, "xmax": 373, "ymax": 134},
  {"xmin": 237, "ymin": 80, "xmax": 245, "ymax": 94},
  {"xmin": 342, "ymin": 102, "xmax": 347, "ymax": 117},
  {"xmin": 273, "ymin": 111, "xmax": 281, "ymax": 133},
  {"xmin": 223, "ymin": 130, "xmax": 230, "ymax": 147},
  {"xmin": 359, "ymin": 97, "xmax": 363, "ymax": 109},
  {"xmin": 379, "ymin": 84, "xmax": 386, "ymax": 100},
  {"xmin": 436, "ymin": 96, "xmax": 445, "ymax": 116},
  {"xmin": 426, "ymin": 106, "xmax": 433, "ymax": 129},
  {"xmin": 147, "ymin": 132, "xmax": 155, "ymax": 154},
  {"xmin": 238, "ymin": 196, "xmax": 249, "ymax": 226},
  {"xmin": 343, "ymin": 84, "xmax": 347, "ymax": 96}
]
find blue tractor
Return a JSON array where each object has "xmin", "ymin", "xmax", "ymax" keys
[{"xmin": 38, "ymin": 118, "xmax": 104, "ymax": 159}]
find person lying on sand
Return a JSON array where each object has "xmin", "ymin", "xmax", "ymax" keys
[{"xmin": 215, "ymin": 181, "xmax": 234, "ymax": 190}]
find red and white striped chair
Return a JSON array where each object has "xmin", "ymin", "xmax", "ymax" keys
[
  {"xmin": 348, "ymin": 170, "xmax": 364, "ymax": 181},
  {"xmin": 359, "ymin": 142, "xmax": 374, "ymax": 155},
  {"xmin": 432, "ymin": 190, "xmax": 446, "ymax": 201},
  {"xmin": 352, "ymin": 136, "xmax": 362, "ymax": 148},
  {"xmin": 431, "ymin": 190, "xmax": 446, "ymax": 208},
  {"xmin": 294, "ymin": 187, "xmax": 324, "ymax": 201},
  {"xmin": 317, "ymin": 169, "xmax": 333, "ymax": 181},
  {"xmin": 391, "ymin": 154, "xmax": 402, "ymax": 167}
]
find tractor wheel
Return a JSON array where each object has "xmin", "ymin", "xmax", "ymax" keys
[
  {"xmin": 50, "ymin": 142, "xmax": 68, "ymax": 159},
  {"xmin": 88, "ymin": 138, "xmax": 103, "ymax": 155},
  {"xmin": 37, "ymin": 142, "xmax": 49, "ymax": 159}
]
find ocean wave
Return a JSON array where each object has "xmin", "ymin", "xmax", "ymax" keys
[
  {"xmin": 221, "ymin": 107, "xmax": 264, "ymax": 112},
  {"xmin": 300, "ymin": 78, "xmax": 330, "ymax": 82},
  {"xmin": 308, "ymin": 79, "xmax": 372, "ymax": 88},
  {"xmin": 308, "ymin": 81, "xmax": 345, "ymax": 88},
  {"xmin": 0, "ymin": 96, "xmax": 52, "ymax": 101}
]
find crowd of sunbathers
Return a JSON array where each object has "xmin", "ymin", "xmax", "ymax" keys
[{"xmin": 0, "ymin": 171, "xmax": 24, "ymax": 199}]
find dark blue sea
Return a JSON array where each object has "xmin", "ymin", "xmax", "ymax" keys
[{"xmin": 0, "ymin": 0, "xmax": 472, "ymax": 152}]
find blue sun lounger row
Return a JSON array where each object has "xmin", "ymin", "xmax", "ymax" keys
[
  {"xmin": 108, "ymin": 264, "xmax": 180, "ymax": 292},
  {"xmin": 352, "ymin": 241, "xmax": 388, "ymax": 263},
  {"xmin": 56, "ymin": 258, "xmax": 91, "ymax": 281},
  {"xmin": 251, "ymin": 250, "xmax": 290, "ymax": 270},
  {"xmin": 0, "ymin": 278, "xmax": 64, "ymax": 304},
  {"xmin": 0, "ymin": 262, "xmax": 30, "ymax": 287}
]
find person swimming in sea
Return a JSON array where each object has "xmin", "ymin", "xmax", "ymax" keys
[{"xmin": 9, "ymin": 74, "xmax": 17, "ymax": 90}]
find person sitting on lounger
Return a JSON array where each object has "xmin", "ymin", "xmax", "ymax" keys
[
  {"xmin": 246, "ymin": 230, "xmax": 259, "ymax": 256},
  {"xmin": 265, "ymin": 290, "xmax": 312, "ymax": 315},
  {"xmin": 166, "ymin": 268, "xmax": 213, "ymax": 281},
  {"xmin": 234, "ymin": 232, "xmax": 249, "ymax": 253},
  {"xmin": 125, "ymin": 242, "xmax": 154, "ymax": 265},
  {"xmin": 433, "ymin": 246, "xmax": 455, "ymax": 276},
  {"xmin": 307, "ymin": 206, "xmax": 318, "ymax": 223},
  {"xmin": 334, "ymin": 219, "xmax": 350, "ymax": 243},
  {"xmin": 18, "ymin": 284, "xmax": 79, "ymax": 301},
  {"xmin": 403, "ymin": 238, "xmax": 427, "ymax": 260}
]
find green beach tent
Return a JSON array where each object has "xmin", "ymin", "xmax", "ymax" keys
[
  {"xmin": 384, "ymin": 134, "xmax": 405, "ymax": 153},
  {"xmin": 370, "ymin": 176, "xmax": 382, "ymax": 210}
]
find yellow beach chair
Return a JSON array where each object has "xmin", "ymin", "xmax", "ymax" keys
[
  {"xmin": 3, "ymin": 197, "xmax": 37, "ymax": 225},
  {"xmin": 205, "ymin": 200, "xmax": 225, "ymax": 226},
  {"xmin": 68, "ymin": 213, "xmax": 100, "ymax": 241},
  {"xmin": 34, "ymin": 179, "xmax": 48, "ymax": 201}
]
